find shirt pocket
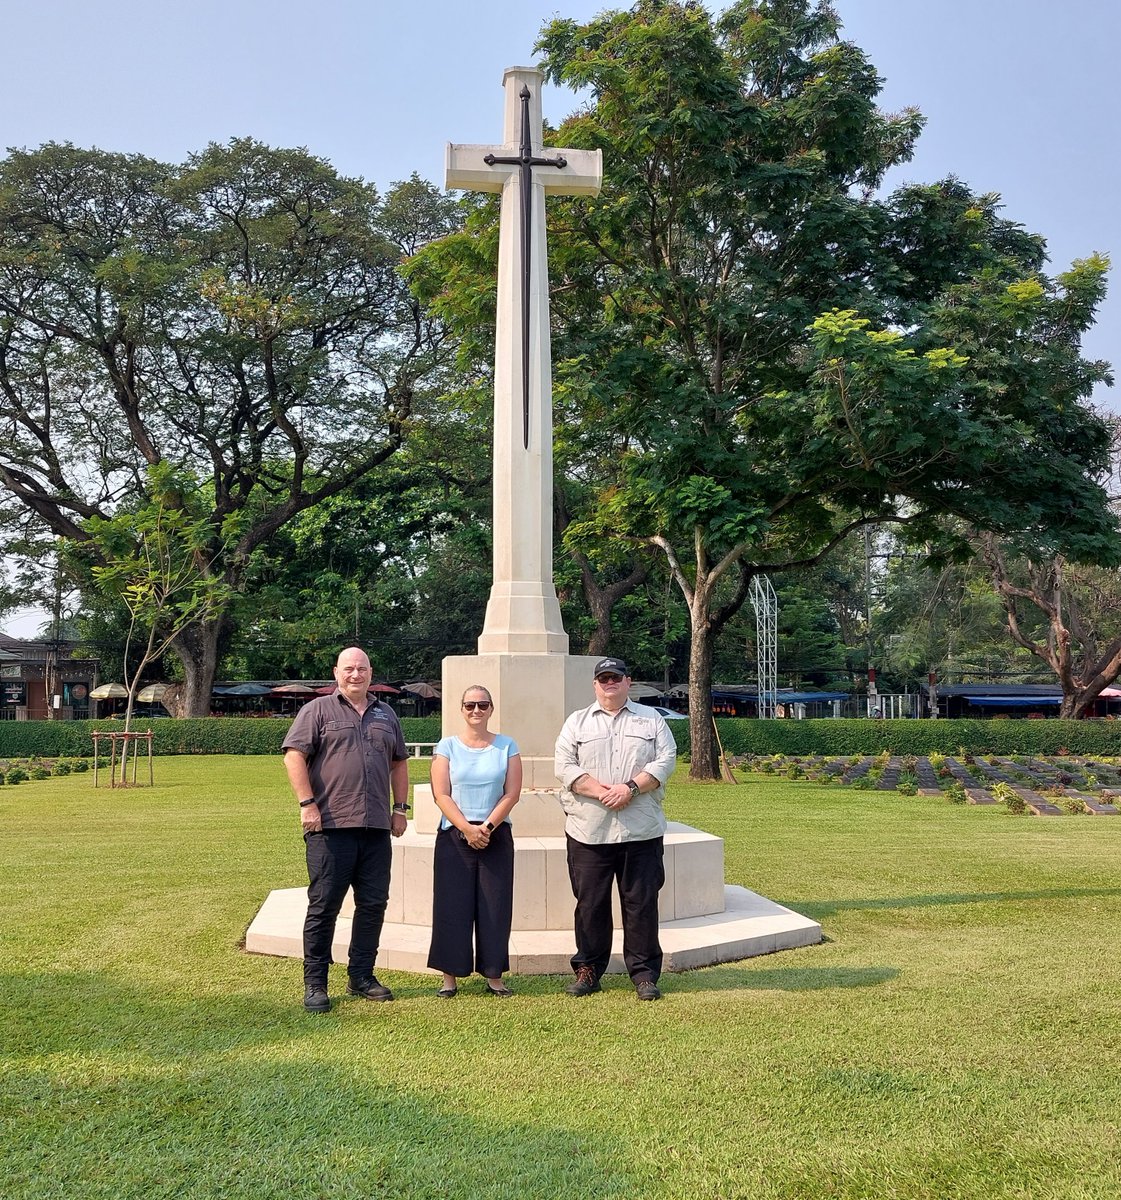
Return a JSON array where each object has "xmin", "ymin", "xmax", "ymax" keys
[
  {"xmin": 321, "ymin": 719, "xmax": 358, "ymax": 744},
  {"xmin": 575, "ymin": 731, "xmax": 611, "ymax": 753},
  {"xmin": 623, "ymin": 727, "xmax": 657, "ymax": 766}
]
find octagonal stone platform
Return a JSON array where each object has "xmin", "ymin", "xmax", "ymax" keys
[{"xmin": 246, "ymin": 784, "xmax": 821, "ymax": 974}]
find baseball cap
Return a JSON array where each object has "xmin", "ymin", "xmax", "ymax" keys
[{"xmin": 593, "ymin": 657, "xmax": 629, "ymax": 679}]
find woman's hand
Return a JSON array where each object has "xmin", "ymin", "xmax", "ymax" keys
[{"xmin": 464, "ymin": 823, "xmax": 491, "ymax": 850}]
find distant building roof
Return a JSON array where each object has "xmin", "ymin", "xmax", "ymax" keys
[{"xmin": 938, "ymin": 684, "xmax": 1062, "ymax": 698}]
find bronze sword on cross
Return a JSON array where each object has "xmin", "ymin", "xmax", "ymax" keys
[{"xmin": 483, "ymin": 85, "xmax": 567, "ymax": 449}]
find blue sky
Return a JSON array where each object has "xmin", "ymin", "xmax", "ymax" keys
[{"xmin": 3, "ymin": 0, "xmax": 1119, "ymax": 634}]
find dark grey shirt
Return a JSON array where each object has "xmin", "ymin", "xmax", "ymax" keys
[{"xmin": 282, "ymin": 693, "xmax": 407, "ymax": 829}]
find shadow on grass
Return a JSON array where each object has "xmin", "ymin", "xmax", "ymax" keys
[
  {"xmin": 793, "ymin": 885, "xmax": 1121, "ymax": 920},
  {"xmin": 1, "ymin": 972, "xmax": 637, "ymax": 1200},
  {"xmin": 665, "ymin": 964, "xmax": 899, "ymax": 992}
]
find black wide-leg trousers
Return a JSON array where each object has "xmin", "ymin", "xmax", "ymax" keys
[
  {"xmin": 303, "ymin": 827, "xmax": 392, "ymax": 987},
  {"xmin": 566, "ymin": 834, "xmax": 664, "ymax": 983},
  {"xmin": 427, "ymin": 822, "xmax": 515, "ymax": 978}
]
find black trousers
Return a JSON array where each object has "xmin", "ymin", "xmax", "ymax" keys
[
  {"xmin": 427, "ymin": 822, "xmax": 514, "ymax": 978},
  {"xmin": 566, "ymin": 834, "xmax": 664, "ymax": 983},
  {"xmin": 303, "ymin": 827, "xmax": 392, "ymax": 986}
]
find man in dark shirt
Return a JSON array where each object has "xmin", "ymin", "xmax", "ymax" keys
[{"xmin": 282, "ymin": 647, "xmax": 409, "ymax": 1012}]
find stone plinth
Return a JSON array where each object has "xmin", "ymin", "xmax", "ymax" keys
[{"xmin": 244, "ymin": 810, "xmax": 823, "ymax": 973}]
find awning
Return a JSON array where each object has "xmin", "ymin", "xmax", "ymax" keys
[{"xmin": 965, "ymin": 696, "xmax": 1061, "ymax": 707}]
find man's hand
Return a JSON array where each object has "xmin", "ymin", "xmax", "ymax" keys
[
  {"xmin": 300, "ymin": 802, "xmax": 322, "ymax": 833},
  {"xmin": 390, "ymin": 810, "xmax": 408, "ymax": 838},
  {"xmin": 600, "ymin": 782, "xmax": 634, "ymax": 810}
]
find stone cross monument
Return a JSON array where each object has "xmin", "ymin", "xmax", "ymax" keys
[
  {"xmin": 244, "ymin": 67, "xmax": 823, "ymax": 973},
  {"xmin": 445, "ymin": 66, "xmax": 600, "ymax": 656},
  {"xmin": 441, "ymin": 66, "xmax": 602, "ymax": 789}
]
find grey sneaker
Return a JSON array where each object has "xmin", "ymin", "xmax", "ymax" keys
[
  {"xmin": 565, "ymin": 966, "xmax": 601, "ymax": 997},
  {"xmin": 346, "ymin": 975, "xmax": 394, "ymax": 1002},
  {"xmin": 635, "ymin": 979, "xmax": 662, "ymax": 1001},
  {"xmin": 304, "ymin": 985, "xmax": 331, "ymax": 1013}
]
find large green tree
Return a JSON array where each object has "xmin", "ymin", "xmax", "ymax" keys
[
  {"xmin": 0, "ymin": 142, "xmax": 458, "ymax": 712},
  {"xmin": 527, "ymin": 0, "xmax": 1117, "ymax": 776}
]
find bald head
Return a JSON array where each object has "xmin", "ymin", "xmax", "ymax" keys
[{"xmin": 334, "ymin": 647, "xmax": 372, "ymax": 707}]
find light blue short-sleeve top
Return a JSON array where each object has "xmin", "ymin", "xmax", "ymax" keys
[{"xmin": 433, "ymin": 733, "xmax": 519, "ymax": 829}]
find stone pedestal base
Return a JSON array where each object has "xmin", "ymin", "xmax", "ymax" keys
[
  {"xmin": 245, "ymin": 810, "xmax": 823, "ymax": 974},
  {"xmin": 246, "ymin": 881, "xmax": 821, "ymax": 975}
]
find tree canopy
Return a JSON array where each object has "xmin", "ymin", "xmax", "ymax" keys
[
  {"xmin": 1, "ymin": 3, "xmax": 1116, "ymax": 745},
  {"xmin": 0, "ymin": 140, "xmax": 458, "ymax": 711},
  {"xmin": 529, "ymin": 0, "xmax": 1118, "ymax": 774}
]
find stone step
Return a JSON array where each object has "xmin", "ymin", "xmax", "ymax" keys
[{"xmin": 245, "ymin": 883, "xmax": 823, "ymax": 976}]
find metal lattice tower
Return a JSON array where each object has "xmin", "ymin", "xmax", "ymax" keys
[{"xmin": 750, "ymin": 574, "xmax": 778, "ymax": 719}]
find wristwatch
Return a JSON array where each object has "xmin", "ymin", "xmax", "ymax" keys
[
  {"xmin": 483, "ymin": 820, "xmax": 496, "ymax": 832},
  {"xmin": 625, "ymin": 779, "xmax": 640, "ymax": 799},
  {"xmin": 299, "ymin": 797, "xmax": 317, "ymax": 808}
]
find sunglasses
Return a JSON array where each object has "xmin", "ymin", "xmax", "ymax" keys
[
  {"xmin": 596, "ymin": 674, "xmax": 625, "ymax": 684},
  {"xmin": 462, "ymin": 700, "xmax": 492, "ymax": 711}
]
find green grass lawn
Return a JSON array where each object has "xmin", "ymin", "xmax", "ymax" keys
[{"xmin": 2, "ymin": 756, "xmax": 1120, "ymax": 1199}]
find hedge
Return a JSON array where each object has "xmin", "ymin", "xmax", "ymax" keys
[
  {"xmin": 2, "ymin": 715, "xmax": 1120, "ymax": 760},
  {"xmin": 0, "ymin": 716, "xmax": 442, "ymax": 758},
  {"xmin": 712, "ymin": 718, "xmax": 1121, "ymax": 757}
]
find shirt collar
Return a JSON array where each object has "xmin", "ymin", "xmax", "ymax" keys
[{"xmin": 334, "ymin": 690, "xmax": 378, "ymax": 711}]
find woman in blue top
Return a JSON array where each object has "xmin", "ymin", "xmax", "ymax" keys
[{"xmin": 427, "ymin": 685, "xmax": 522, "ymax": 997}]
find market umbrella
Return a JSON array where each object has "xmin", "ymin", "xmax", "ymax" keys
[
  {"xmin": 402, "ymin": 682, "xmax": 440, "ymax": 699},
  {"xmin": 89, "ymin": 682, "xmax": 128, "ymax": 700},
  {"xmin": 315, "ymin": 683, "xmax": 400, "ymax": 696},
  {"xmin": 136, "ymin": 683, "xmax": 169, "ymax": 703},
  {"xmin": 270, "ymin": 683, "xmax": 317, "ymax": 695},
  {"xmin": 220, "ymin": 682, "xmax": 274, "ymax": 696}
]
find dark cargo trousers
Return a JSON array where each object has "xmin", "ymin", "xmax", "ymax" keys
[
  {"xmin": 566, "ymin": 834, "xmax": 664, "ymax": 983},
  {"xmin": 303, "ymin": 827, "xmax": 392, "ymax": 986}
]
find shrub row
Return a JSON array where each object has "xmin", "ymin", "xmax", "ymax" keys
[
  {"xmin": 0, "ymin": 716, "xmax": 443, "ymax": 758},
  {"xmin": 2, "ymin": 716, "xmax": 1119, "ymax": 759},
  {"xmin": 713, "ymin": 718, "xmax": 1121, "ymax": 757}
]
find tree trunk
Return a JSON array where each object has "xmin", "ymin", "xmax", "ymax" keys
[
  {"xmin": 687, "ymin": 602, "xmax": 719, "ymax": 781},
  {"xmin": 168, "ymin": 618, "xmax": 225, "ymax": 717},
  {"xmin": 579, "ymin": 559, "xmax": 649, "ymax": 657},
  {"xmin": 649, "ymin": 533, "xmax": 752, "ymax": 782}
]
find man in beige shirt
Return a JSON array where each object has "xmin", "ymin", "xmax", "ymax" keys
[{"xmin": 554, "ymin": 657, "xmax": 677, "ymax": 1000}]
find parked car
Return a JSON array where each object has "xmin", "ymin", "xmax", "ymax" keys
[{"xmin": 648, "ymin": 705, "xmax": 687, "ymax": 720}]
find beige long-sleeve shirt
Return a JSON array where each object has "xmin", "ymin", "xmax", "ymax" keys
[{"xmin": 554, "ymin": 699, "xmax": 677, "ymax": 844}]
